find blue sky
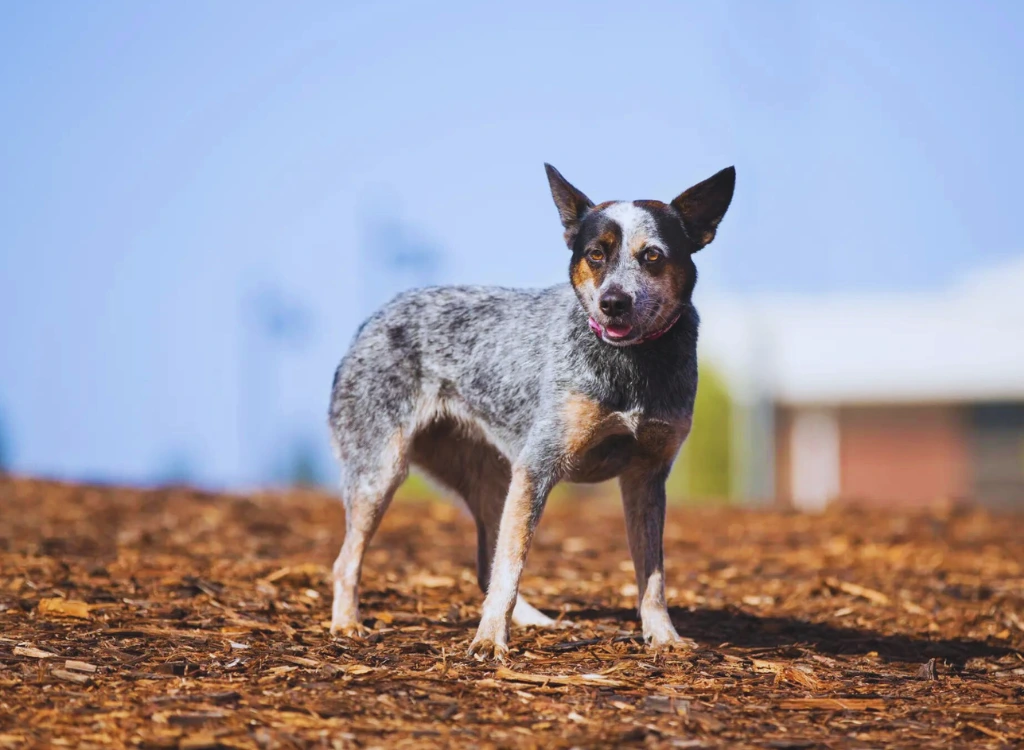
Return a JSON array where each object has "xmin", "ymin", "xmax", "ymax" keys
[{"xmin": 1, "ymin": 1, "xmax": 1022, "ymax": 487}]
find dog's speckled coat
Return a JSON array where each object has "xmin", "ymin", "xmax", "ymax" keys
[{"xmin": 328, "ymin": 164, "xmax": 735, "ymax": 659}]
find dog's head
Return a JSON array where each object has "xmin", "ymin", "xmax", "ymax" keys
[{"xmin": 545, "ymin": 164, "xmax": 735, "ymax": 346}]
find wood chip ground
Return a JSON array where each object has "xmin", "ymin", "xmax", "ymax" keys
[{"xmin": 1, "ymin": 477, "xmax": 1022, "ymax": 748}]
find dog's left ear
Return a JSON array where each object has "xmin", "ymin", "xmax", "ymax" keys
[
  {"xmin": 545, "ymin": 163, "xmax": 594, "ymax": 247},
  {"xmin": 671, "ymin": 166, "xmax": 736, "ymax": 250}
]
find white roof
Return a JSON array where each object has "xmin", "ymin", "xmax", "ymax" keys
[{"xmin": 699, "ymin": 256, "xmax": 1024, "ymax": 405}]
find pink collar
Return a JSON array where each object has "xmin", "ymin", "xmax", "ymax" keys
[{"xmin": 588, "ymin": 309, "xmax": 682, "ymax": 346}]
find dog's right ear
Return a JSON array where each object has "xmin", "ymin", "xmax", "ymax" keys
[{"xmin": 545, "ymin": 163, "xmax": 594, "ymax": 247}]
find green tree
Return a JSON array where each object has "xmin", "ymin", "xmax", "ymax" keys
[{"xmin": 667, "ymin": 362, "xmax": 733, "ymax": 503}]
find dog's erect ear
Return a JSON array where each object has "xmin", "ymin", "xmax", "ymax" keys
[
  {"xmin": 671, "ymin": 166, "xmax": 736, "ymax": 250},
  {"xmin": 545, "ymin": 163, "xmax": 594, "ymax": 247}
]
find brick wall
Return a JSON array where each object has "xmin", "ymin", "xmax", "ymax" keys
[
  {"xmin": 776, "ymin": 404, "xmax": 970, "ymax": 507},
  {"xmin": 838, "ymin": 405, "xmax": 969, "ymax": 506}
]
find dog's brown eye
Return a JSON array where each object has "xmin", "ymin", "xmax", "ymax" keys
[
  {"xmin": 588, "ymin": 249, "xmax": 605, "ymax": 262},
  {"xmin": 643, "ymin": 248, "xmax": 662, "ymax": 263}
]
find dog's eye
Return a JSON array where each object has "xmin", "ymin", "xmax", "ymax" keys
[
  {"xmin": 588, "ymin": 249, "xmax": 605, "ymax": 263},
  {"xmin": 642, "ymin": 248, "xmax": 663, "ymax": 263}
]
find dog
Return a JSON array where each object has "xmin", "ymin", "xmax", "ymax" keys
[{"xmin": 327, "ymin": 163, "xmax": 735, "ymax": 660}]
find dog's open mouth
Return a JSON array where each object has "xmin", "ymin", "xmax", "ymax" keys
[
  {"xmin": 603, "ymin": 323, "xmax": 634, "ymax": 340},
  {"xmin": 588, "ymin": 317, "xmax": 637, "ymax": 343},
  {"xmin": 588, "ymin": 308, "xmax": 683, "ymax": 346}
]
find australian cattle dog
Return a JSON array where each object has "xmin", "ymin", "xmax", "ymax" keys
[{"xmin": 327, "ymin": 163, "xmax": 735, "ymax": 660}]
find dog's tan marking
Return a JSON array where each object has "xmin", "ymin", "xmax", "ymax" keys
[
  {"xmin": 503, "ymin": 468, "xmax": 533, "ymax": 549},
  {"xmin": 562, "ymin": 394, "xmax": 603, "ymax": 453},
  {"xmin": 570, "ymin": 258, "xmax": 599, "ymax": 292},
  {"xmin": 665, "ymin": 262, "xmax": 690, "ymax": 300},
  {"xmin": 561, "ymin": 393, "xmax": 639, "ymax": 459},
  {"xmin": 645, "ymin": 259, "xmax": 690, "ymax": 307},
  {"xmin": 572, "ymin": 222, "xmax": 623, "ymax": 292},
  {"xmin": 597, "ymin": 229, "xmax": 619, "ymax": 249},
  {"xmin": 562, "ymin": 394, "xmax": 608, "ymax": 456},
  {"xmin": 636, "ymin": 416, "xmax": 691, "ymax": 467},
  {"xmin": 626, "ymin": 226, "xmax": 655, "ymax": 256},
  {"xmin": 634, "ymin": 198, "xmax": 670, "ymax": 212},
  {"xmin": 632, "ymin": 246, "xmax": 690, "ymax": 333}
]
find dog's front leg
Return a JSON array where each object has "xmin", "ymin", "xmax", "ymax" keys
[
  {"xmin": 619, "ymin": 467, "xmax": 694, "ymax": 650},
  {"xmin": 468, "ymin": 464, "xmax": 551, "ymax": 661}
]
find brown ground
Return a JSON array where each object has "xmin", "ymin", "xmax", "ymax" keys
[{"xmin": 0, "ymin": 477, "xmax": 1022, "ymax": 749}]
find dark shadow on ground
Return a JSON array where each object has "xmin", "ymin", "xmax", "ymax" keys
[{"xmin": 566, "ymin": 606, "xmax": 1018, "ymax": 667}]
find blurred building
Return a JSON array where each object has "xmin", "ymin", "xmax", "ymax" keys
[{"xmin": 702, "ymin": 256, "xmax": 1024, "ymax": 509}]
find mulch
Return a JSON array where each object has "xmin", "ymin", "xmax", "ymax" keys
[{"xmin": 0, "ymin": 476, "xmax": 1022, "ymax": 749}]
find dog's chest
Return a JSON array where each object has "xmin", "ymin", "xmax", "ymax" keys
[{"xmin": 561, "ymin": 395, "xmax": 691, "ymax": 482}]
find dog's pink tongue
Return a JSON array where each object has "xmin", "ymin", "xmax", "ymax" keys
[{"xmin": 604, "ymin": 323, "xmax": 633, "ymax": 339}]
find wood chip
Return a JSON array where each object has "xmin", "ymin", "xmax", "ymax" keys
[
  {"xmin": 544, "ymin": 638, "xmax": 602, "ymax": 652},
  {"xmin": 166, "ymin": 712, "xmax": 227, "ymax": 728},
  {"xmin": 265, "ymin": 665, "xmax": 297, "ymax": 676},
  {"xmin": 340, "ymin": 664, "xmax": 375, "ymax": 675},
  {"xmin": 900, "ymin": 597, "xmax": 930, "ymax": 616},
  {"xmin": 177, "ymin": 734, "xmax": 224, "ymax": 750},
  {"xmin": 495, "ymin": 667, "xmax": 628, "ymax": 688},
  {"xmin": 751, "ymin": 659, "xmax": 822, "ymax": 690},
  {"xmin": 280, "ymin": 655, "xmax": 321, "ymax": 668},
  {"xmin": 12, "ymin": 646, "xmax": 56, "ymax": 659},
  {"xmin": 824, "ymin": 578, "xmax": 891, "ymax": 606},
  {"xmin": 916, "ymin": 658, "xmax": 937, "ymax": 680},
  {"xmin": 408, "ymin": 573, "xmax": 456, "ymax": 588},
  {"xmin": 37, "ymin": 598, "xmax": 92, "ymax": 619},
  {"xmin": 51, "ymin": 668, "xmax": 92, "ymax": 685},
  {"xmin": 778, "ymin": 666, "xmax": 822, "ymax": 690},
  {"xmin": 642, "ymin": 695, "xmax": 690, "ymax": 716},
  {"xmin": 262, "ymin": 563, "xmax": 327, "ymax": 586},
  {"xmin": 778, "ymin": 698, "xmax": 887, "ymax": 711},
  {"xmin": 64, "ymin": 660, "xmax": 98, "ymax": 673},
  {"xmin": 965, "ymin": 722, "xmax": 1009, "ymax": 742}
]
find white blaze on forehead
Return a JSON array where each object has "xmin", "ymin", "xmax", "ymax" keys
[
  {"xmin": 601, "ymin": 201, "xmax": 664, "ymax": 252},
  {"xmin": 595, "ymin": 202, "xmax": 666, "ymax": 299}
]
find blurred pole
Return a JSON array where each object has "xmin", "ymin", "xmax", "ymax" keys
[
  {"xmin": 238, "ymin": 285, "xmax": 313, "ymax": 486},
  {"xmin": 737, "ymin": 309, "xmax": 777, "ymax": 504},
  {"xmin": 0, "ymin": 404, "xmax": 8, "ymax": 473},
  {"xmin": 358, "ymin": 216, "xmax": 443, "ymax": 319}
]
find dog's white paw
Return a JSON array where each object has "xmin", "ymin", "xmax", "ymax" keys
[
  {"xmin": 467, "ymin": 636, "xmax": 509, "ymax": 662},
  {"xmin": 330, "ymin": 611, "xmax": 370, "ymax": 638},
  {"xmin": 643, "ymin": 617, "xmax": 695, "ymax": 651},
  {"xmin": 647, "ymin": 632, "xmax": 698, "ymax": 651},
  {"xmin": 468, "ymin": 616, "xmax": 510, "ymax": 661},
  {"xmin": 511, "ymin": 597, "xmax": 570, "ymax": 629}
]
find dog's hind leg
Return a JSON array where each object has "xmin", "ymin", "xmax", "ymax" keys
[
  {"xmin": 328, "ymin": 310, "xmax": 429, "ymax": 637},
  {"xmin": 330, "ymin": 430, "xmax": 409, "ymax": 637},
  {"xmin": 410, "ymin": 421, "xmax": 557, "ymax": 628}
]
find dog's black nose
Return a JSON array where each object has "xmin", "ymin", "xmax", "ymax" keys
[{"xmin": 599, "ymin": 288, "xmax": 632, "ymax": 317}]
